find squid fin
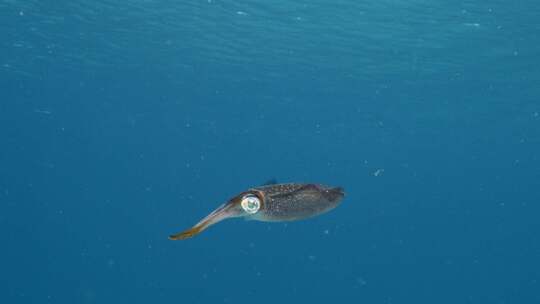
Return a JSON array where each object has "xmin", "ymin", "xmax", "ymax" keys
[{"xmin": 271, "ymin": 184, "xmax": 320, "ymax": 199}]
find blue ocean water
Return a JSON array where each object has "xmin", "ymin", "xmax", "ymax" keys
[{"xmin": 1, "ymin": 0, "xmax": 539, "ymax": 303}]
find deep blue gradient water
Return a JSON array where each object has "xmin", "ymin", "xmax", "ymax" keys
[{"xmin": 1, "ymin": 1, "xmax": 540, "ymax": 303}]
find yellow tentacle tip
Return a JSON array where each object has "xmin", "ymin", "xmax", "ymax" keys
[{"xmin": 168, "ymin": 226, "xmax": 202, "ymax": 240}]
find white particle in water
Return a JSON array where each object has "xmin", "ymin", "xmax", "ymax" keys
[
  {"xmin": 356, "ymin": 277, "xmax": 367, "ymax": 286},
  {"xmin": 373, "ymin": 169, "xmax": 384, "ymax": 177}
]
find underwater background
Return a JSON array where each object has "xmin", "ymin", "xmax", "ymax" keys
[{"xmin": 1, "ymin": 0, "xmax": 540, "ymax": 303}]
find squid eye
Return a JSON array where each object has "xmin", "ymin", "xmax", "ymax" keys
[{"xmin": 241, "ymin": 194, "xmax": 260, "ymax": 214}]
